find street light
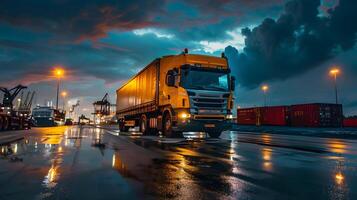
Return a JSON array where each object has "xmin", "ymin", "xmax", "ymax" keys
[
  {"xmin": 53, "ymin": 67, "xmax": 65, "ymax": 110},
  {"xmin": 61, "ymin": 91, "xmax": 67, "ymax": 98},
  {"xmin": 261, "ymin": 84, "xmax": 269, "ymax": 107},
  {"xmin": 329, "ymin": 67, "xmax": 340, "ymax": 104}
]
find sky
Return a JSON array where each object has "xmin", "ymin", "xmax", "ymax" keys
[{"xmin": 0, "ymin": 0, "xmax": 356, "ymax": 117}]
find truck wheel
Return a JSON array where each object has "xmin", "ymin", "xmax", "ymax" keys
[
  {"xmin": 163, "ymin": 113, "xmax": 174, "ymax": 137},
  {"xmin": 3, "ymin": 118, "xmax": 10, "ymax": 130},
  {"xmin": 19, "ymin": 118, "xmax": 24, "ymax": 130},
  {"xmin": 163, "ymin": 113, "xmax": 182, "ymax": 138},
  {"xmin": 119, "ymin": 121, "xmax": 129, "ymax": 132},
  {"xmin": 140, "ymin": 115, "xmax": 148, "ymax": 135},
  {"xmin": 207, "ymin": 131, "xmax": 222, "ymax": 138},
  {"xmin": 0, "ymin": 117, "xmax": 3, "ymax": 130}
]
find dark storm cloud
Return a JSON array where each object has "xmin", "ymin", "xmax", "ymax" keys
[
  {"xmin": 0, "ymin": 25, "xmax": 195, "ymax": 86},
  {"xmin": 0, "ymin": 0, "xmax": 287, "ymax": 88},
  {"xmin": 160, "ymin": 0, "xmax": 284, "ymax": 41},
  {"xmin": 0, "ymin": 38, "xmax": 130, "ymax": 85},
  {"xmin": 225, "ymin": 0, "xmax": 357, "ymax": 88},
  {"xmin": 0, "ymin": 0, "xmax": 283, "ymax": 42},
  {"xmin": 0, "ymin": 0, "xmax": 164, "ymax": 40}
]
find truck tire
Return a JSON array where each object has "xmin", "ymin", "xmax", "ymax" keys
[
  {"xmin": 119, "ymin": 121, "xmax": 129, "ymax": 132},
  {"xmin": 19, "ymin": 118, "xmax": 24, "ymax": 130},
  {"xmin": 3, "ymin": 117, "xmax": 10, "ymax": 130},
  {"xmin": 207, "ymin": 131, "xmax": 222, "ymax": 138},
  {"xmin": 163, "ymin": 113, "xmax": 173, "ymax": 137},
  {"xmin": 140, "ymin": 115, "xmax": 148, "ymax": 135},
  {"xmin": 0, "ymin": 117, "xmax": 3, "ymax": 130},
  {"xmin": 163, "ymin": 113, "xmax": 182, "ymax": 138}
]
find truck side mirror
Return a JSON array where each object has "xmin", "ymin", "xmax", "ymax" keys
[
  {"xmin": 231, "ymin": 76, "xmax": 236, "ymax": 91},
  {"xmin": 166, "ymin": 70, "xmax": 176, "ymax": 87}
]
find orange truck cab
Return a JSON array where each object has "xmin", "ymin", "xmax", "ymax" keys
[{"xmin": 116, "ymin": 50, "xmax": 235, "ymax": 138}]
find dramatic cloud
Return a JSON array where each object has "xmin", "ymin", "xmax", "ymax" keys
[
  {"xmin": 0, "ymin": 0, "xmax": 164, "ymax": 40},
  {"xmin": 0, "ymin": 0, "xmax": 282, "ymax": 42},
  {"xmin": 1, "ymin": 0, "xmax": 356, "ymax": 114},
  {"xmin": 0, "ymin": 27, "xmax": 197, "ymax": 86},
  {"xmin": 225, "ymin": 0, "xmax": 357, "ymax": 88}
]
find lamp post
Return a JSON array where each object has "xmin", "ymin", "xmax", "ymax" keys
[
  {"xmin": 261, "ymin": 84, "xmax": 269, "ymax": 107},
  {"xmin": 54, "ymin": 68, "xmax": 64, "ymax": 110},
  {"xmin": 329, "ymin": 68, "xmax": 340, "ymax": 104}
]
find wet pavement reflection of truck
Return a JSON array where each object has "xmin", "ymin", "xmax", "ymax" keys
[{"xmin": 1, "ymin": 126, "xmax": 357, "ymax": 199}]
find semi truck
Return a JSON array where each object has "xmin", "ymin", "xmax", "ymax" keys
[{"xmin": 116, "ymin": 50, "xmax": 235, "ymax": 138}]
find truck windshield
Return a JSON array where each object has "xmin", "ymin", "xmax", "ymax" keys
[{"xmin": 180, "ymin": 67, "xmax": 229, "ymax": 91}]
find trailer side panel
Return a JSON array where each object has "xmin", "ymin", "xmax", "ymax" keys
[{"xmin": 116, "ymin": 62, "xmax": 159, "ymax": 116}]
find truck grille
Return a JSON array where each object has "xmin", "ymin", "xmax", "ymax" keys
[
  {"xmin": 194, "ymin": 102, "xmax": 224, "ymax": 108},
  {"xmin": 192, "ymin": 98, "xmax": 225, "ymax": 103},
  {"xmin": 194, "ymin": 115, "xmax": 225, "ymax": 120},
  {"xmin": 188, "ymin": 92, "xmax": 228, "ymax": 115}
]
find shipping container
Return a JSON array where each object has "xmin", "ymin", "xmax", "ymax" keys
[
  {"xmin": 261, "ymin": 106, "xmax": 290, "ymax": 126},
  {"xmin": 237, "ymin": 106, "xmax": 290, "ymax": 126},
  {"xmin": 343, "ymin": 118, "xmax": 357, "ymax": 127},
  {"xmin": 290, "ymin": 103, "xmax": 342, "ymax": 127},
  {"xmin": 237, "ymin": 108, "xmax": 260, "ymax": 125}
]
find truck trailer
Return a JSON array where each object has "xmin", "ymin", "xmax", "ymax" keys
[{"xmin": 116, "ymin": 50, "xmax": 235, "ymax": 138}]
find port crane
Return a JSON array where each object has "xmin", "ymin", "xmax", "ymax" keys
[
  {"xmin": 0, "ymin": 85, "xmax": 27, "ymax": 108},
  {"xmin": 64, "ymin": 100, "xmax": 80, "ymax": 125},
  {"xmin": 18, "ymin": 91, "xmax": 36, "ymax": 115},
  {"xmin": 69, "ymin": 100, "xmax": 80, "ymax": 118},
  {"xmin": 93, "ymin": 93, "xmax": 116, "ymax": 124},
  {"xmin": 0, "ymin": 85, "xmax": 32, "ymax": 130}
]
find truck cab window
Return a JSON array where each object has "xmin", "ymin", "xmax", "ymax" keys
[
  {"xmin": 180, "ymin": 66, "xmax": 229, "ymax": 91},
  {"xmin": 166, "ymin": 70, "xmax": 176, "ymax": 87}
]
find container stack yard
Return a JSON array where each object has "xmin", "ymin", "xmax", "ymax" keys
[{"xmin": 237, "ymin": 103, "xmax": 345, "ymax": 128}]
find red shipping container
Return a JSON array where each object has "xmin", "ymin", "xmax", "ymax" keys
[
  {"xmin": 290, "ymin": 103, "xmax": 342, "ymax": 127},
  {"xmin": 237, "ymin": 108, "xmax": 259, "ymax": 125},
  {"xmin": 261, "ymin": 106, "xmax": 289, "ymax": 126},
  {"xmin": 343, "ymin": 118, "xmax": 357, "ymax": 127}
]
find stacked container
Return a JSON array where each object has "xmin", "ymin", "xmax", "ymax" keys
[
  {"xmin": 236, "ymin": 107, "xmax": 260, "ymax": 125},
  {"xmin": 290, "ymin": 103, "xmax": 342, "ymax": 127},
  {"xmin": 261, "ymin": 106, "xmax": 290, "ymax": 126},
  {"xmin": 237, "ymin": 103, "xmax": 343, "ymax": 127}
]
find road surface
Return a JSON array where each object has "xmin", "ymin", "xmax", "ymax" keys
[{"xmin": 1, "ymin": 126, "xmax": 357, "ymax": 200}]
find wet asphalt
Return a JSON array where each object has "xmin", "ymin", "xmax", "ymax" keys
[{"xmin": 1, "ymin": 125, "xmax": 357, "ymax": 200}]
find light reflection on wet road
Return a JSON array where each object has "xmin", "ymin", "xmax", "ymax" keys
[{"xmin": 0, "ymin": 126, "xmax": 357, "ymax": 200}]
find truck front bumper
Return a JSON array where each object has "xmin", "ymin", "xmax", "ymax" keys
[{"xmin": 172, "ymin": 119, "xmax": 232, "ymax": 133}]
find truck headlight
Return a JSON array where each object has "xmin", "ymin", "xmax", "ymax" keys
[
  {"xmin": 226, "ymin": 114, "xmax": 233, "ymax": 119},
  {"xmin": 179, "ymin": 112, "xmax": 191, "ymax": 119}
]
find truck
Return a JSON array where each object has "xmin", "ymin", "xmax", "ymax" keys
[
  {"xmin": 0, "ymin": 85, "xmax": 33, "ymax": 131},
  {"xmin": 116, "ymin": 49, "xmax": 235, "ymax": 138}
]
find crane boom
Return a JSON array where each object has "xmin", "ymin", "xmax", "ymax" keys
[{"xmin": 0, "ymin": 85, "xmax": 27, "ymax": 108}]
